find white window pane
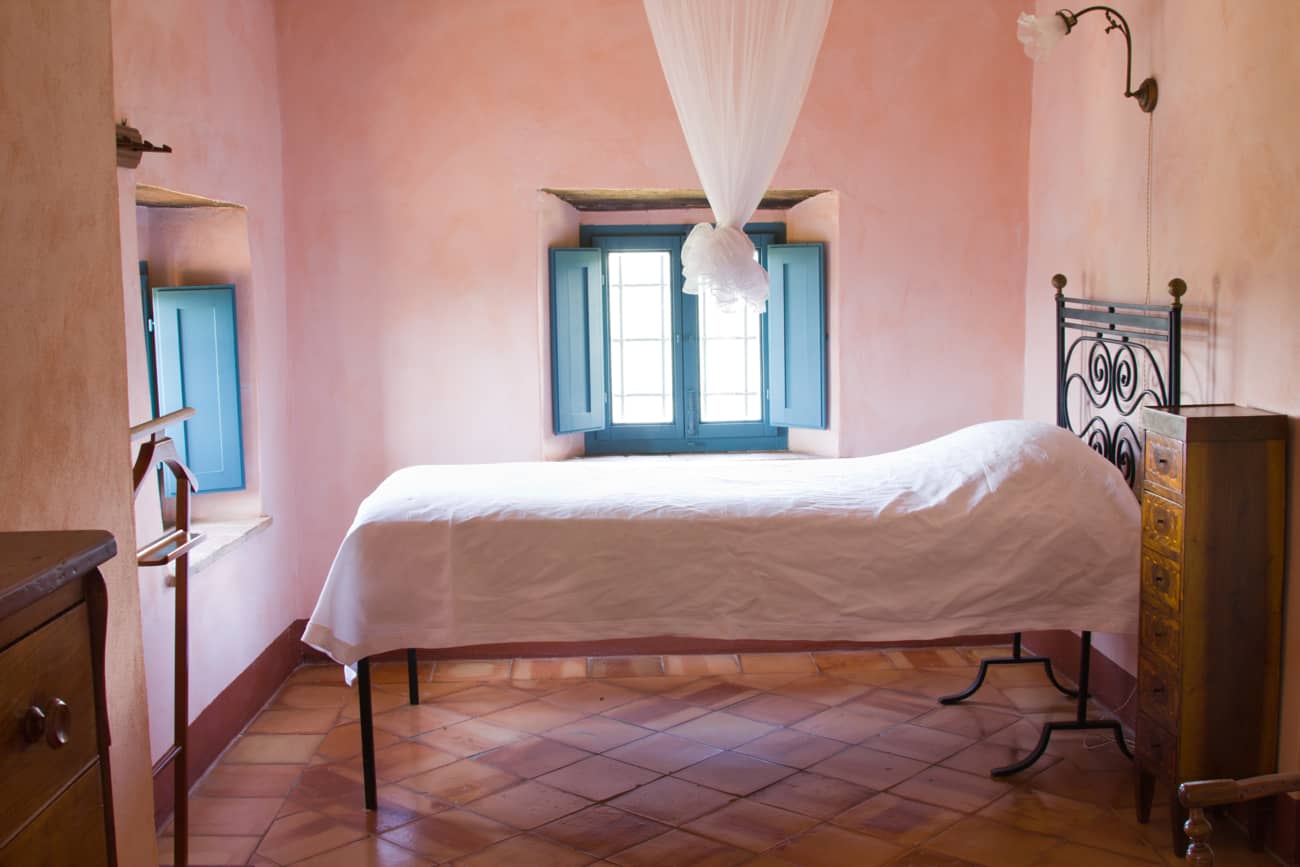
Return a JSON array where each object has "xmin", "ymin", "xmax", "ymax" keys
[
  {"xmin": 699, "ymin": 284, "xmax": 762, "ymax": 422},
  {"xmin": 703, "ymin": 395, "xmax": 747, "ymax": 422},
  {"xmin": 700, "ymin": 292, "xmax": 748, "ymax": 338},
  {"xmin": 704, "ymin": 341, "xmax": 747, "ymax": 395},
  {"xmin": 608, "ymin": 249, "xmax": 673, "ymax": 426},
  {"xmin": 620, "ymin": 341, "xmax": 665, "ymax": 394},
  {"xmin": 621, "ymin": 395, "xmax": 672, "ymax": 424},
  {"xmin": 609, "ymin": 282, "xmax": 622, "ymax": 340},
  {"xmin": 617, "ymin": 251, "xmax": 666, "ymax": 285},
  {"xmin": 619, "ymin": 285, "xmax": 665, "ymax": 339}
]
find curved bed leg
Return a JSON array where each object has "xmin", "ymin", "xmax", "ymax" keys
[
  {"xmin": 990, "ymin": 631, "xmax": 1131, "ymax": 777},
  {"xmin": 939, "ymin": 632, "xmax": 1079, "ymax": 705},
  {"xmin": 938, "ymin": 658, "xmax": 994, "ymax": 705},
  {"xmin": 1040, "ymin": 656, "xmax": 1080, "ymax": 698},
  {"xmin": 357, "ymin": 657, "xmax": 378, "ymax": 811},
  {"xmin": 407, "ymin": 648, "xmax": 420, "ymax": 705}
]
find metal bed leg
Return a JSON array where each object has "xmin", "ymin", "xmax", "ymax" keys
[
  {"xmin": 991, "ymin": 631, "xmax": 1132, "ymax": 777},
  {"xmin": 407, "ymin": 648, "xmax": 420, "ymax": 705},
  {"xmin": 939, "ymin": 632, "xmax": 1079, "ymax": 705},
  {"xmin": 357, "ymin": 657, "xmax": 378, "ymax": 811}
]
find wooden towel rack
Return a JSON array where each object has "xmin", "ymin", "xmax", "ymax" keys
[{"xmin": 131, "ymin": 407, "xmax": 200, "ymax": 867}]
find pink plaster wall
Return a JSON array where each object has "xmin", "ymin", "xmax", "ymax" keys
[
  {"xmin": 276, "ymin": 0, "xmax": 1033, "ymax": 595},
  {"xmin": 2, "ymin": 1, "xmax": 157, "ymax": 861},
  {"xmin": 1021, "ymin": 0, "xmax": 1300, "ymax": 767},
  {"xmin": 111, "ymin": 0, "xmax": 297, "ymax": 759}
]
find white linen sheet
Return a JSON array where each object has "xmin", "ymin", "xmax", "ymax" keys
[{"xmin": 303, "ymin": 420, "xmax": 1140, "ymax": 666}]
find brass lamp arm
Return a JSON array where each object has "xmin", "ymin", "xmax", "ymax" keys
[{"xmin": 1054, "ymin": 6, "xmax": 1158, "ymax": 111}]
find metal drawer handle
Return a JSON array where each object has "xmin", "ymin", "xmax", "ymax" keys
[
  {"xmin": 23, "ymin": 705, "xmax": 46, "ymax": 744},
  {"xmin": 45, "ymin": 698, "xmax": 70, "ymax": 749}
]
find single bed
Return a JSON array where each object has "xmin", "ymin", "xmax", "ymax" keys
[
  {"xmin": 305, "ymin": 274, "xmax": 1185, "ymax": 809},
  {"xmin": 305, "ymin": 419, "xmax": 1138, "ymax": 664}
]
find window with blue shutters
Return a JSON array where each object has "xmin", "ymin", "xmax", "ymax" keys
[
  {"xmin": 150, "ymin": 283, "xmax": 247, "ymax": 493},
  {"xmin": 550, "ymin": 224, "xmax": 825, "ymax": 455}
]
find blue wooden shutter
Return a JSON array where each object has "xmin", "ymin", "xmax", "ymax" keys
[
  {"xmin": 767, "ymin": 243, "xmax": 827, "ymax": 429},
  {"xmin": 550, "ymin": 248, "xmax": 607, "ymax": 433},
  {"xmin": 153, "ymin": 285, "xmax": 246, "ymax": 493}
]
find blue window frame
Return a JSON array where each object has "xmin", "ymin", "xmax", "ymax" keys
[{"xmin": 579, "ymin": 223, "xmax": 788, "ymax": 455}]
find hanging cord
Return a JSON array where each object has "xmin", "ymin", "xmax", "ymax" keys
[
  {"xmin": 1143, "ymin": 111, "xmax": 1155, "ymax": 304},
  {"xmin": 1085, "ymin": 682, "xmax": 1139, "ymax": 752}
]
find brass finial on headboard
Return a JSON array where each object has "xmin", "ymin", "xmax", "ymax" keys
[
  {"xmin": 1052, "ymin": 274, "xmax": 1068, "ymax": 297},
  {"xmin": 1168, "ymin": 278, "xmax": 1187, "ymax": 307}
]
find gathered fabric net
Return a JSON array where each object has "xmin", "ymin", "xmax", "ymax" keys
[{"xmin": 644, "ymin": 0, "xmax": 832, "ymax": 310}]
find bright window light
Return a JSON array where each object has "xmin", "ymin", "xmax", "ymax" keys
[{"xmin": 608, "ymin": 251, "xmax": 674, "ymax": 424}]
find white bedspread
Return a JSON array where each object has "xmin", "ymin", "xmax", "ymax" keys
[{"xmin": 304, "ymin": 420, "xmax": 1140, "ymax": 666}]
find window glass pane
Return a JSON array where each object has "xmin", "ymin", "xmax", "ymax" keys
[
  {"xmin": 698, "ymin": 286, "xmax": 762, "ymax": 422},
  {"xmin": 609, "ymin": 250, "xmax": 673, "ymax": 425},
  {"xmin": 619, "ymin": 285, "xmax": 665, "ymax": 339}
]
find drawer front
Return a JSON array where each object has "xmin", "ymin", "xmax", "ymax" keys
[
  {"xmin": 1141, "ymin": 547, "xmax": 1183, "ymax": 613},
  {"xmin": 1141, "ymin": 492, "xmax": 1184, "ymax": 558},
  {"xmin": 1140, "ymin": 604, "xmax": 1181, "ymax": 667},
  {"xmin": 0, "ymin": 603, "xmax": 99, "ymax": 846},
  {"xmin": 1138, "ymin": 653, "xmax": 1181, "ymax": 733},
  {"xmin": 1144, "ymin": 434, "xmax": 1185, "ymax": 497},
  {"xmin": 0, "ymin": 762, "xmax": 108, "ymax": 866},
  {"xmin": 1137, "ymin": 713, "xmax": 1176, "ymax": 778}
]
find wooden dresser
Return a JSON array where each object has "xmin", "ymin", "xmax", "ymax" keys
[
  {"xmin": 1135, "ymin": 405, "xmax": 1288, "ymax": 854},
  {"xmin": 0, "ymin": 531, "xmax": 118, "ymax": 866}
]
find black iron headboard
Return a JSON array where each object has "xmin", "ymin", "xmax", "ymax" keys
[{"xmin": 1054, "ymin": 273, "xmax": 1186, "ymax": 487}]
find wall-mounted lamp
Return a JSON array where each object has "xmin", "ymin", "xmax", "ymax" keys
[{"xmin": 1017, "ymin": 7, "xmax": 1157, "ymax": 113}]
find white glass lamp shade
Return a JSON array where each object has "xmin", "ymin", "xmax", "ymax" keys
[{"xmin": 1017, "ymin": 12, "xmax": 1069, "ymax": 61}]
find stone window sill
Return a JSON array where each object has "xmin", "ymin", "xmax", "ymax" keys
[{"xmin": 164, "ymin": 515, "xmax": 271, "ymax": 586}]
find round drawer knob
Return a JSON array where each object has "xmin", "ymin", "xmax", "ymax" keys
[
  {"xmin": 45, "ymin": 698, "xmax": 71, "ymax": 749},
  {"xmin": 22, "ymin": 705, "xmax": 46, "ymax": 744}
]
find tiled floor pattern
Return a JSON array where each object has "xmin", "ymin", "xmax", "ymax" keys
[{"xmin": 160, "ymin": 648, "xmax": 1280, "ymax": 866}]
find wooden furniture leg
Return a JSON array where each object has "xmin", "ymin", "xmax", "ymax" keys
[
  {"xmin": 1170, "ymin": 788, "xmax": 1188, "ymax": 856},
  {"xmin": 1247, "ymin": 798, "xmax": 1270, "ymax": 850},
  {"xmin": 1184, "ymin": 806, "xmax": 1213, "ymax": 865},
  {"xmin": 1136, "ymin": 767, "xmax": 1156, "ymax": 823}
]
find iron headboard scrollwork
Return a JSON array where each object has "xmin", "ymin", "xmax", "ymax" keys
[{"xmin": 1054, "ymin": 273, "xmax": 1186, "ymax": 487}]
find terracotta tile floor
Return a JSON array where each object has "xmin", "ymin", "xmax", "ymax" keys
[{"xmin": 159, "ymin": 648, "xmax": 1281, "ymax": 866}]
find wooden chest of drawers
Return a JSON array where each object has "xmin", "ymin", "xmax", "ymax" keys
[
  {"xmin": 0, "ymin": 531, "xmax": 118, "ymax": 866},
  {"xmin": 1135, "ymin": 405, "xmax": 1288, "ymax": 854}
]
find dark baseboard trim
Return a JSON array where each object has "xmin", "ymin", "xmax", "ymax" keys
[{"xmin": 153, "ymin": 619, "xmax": 308, "ymax": 829}]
